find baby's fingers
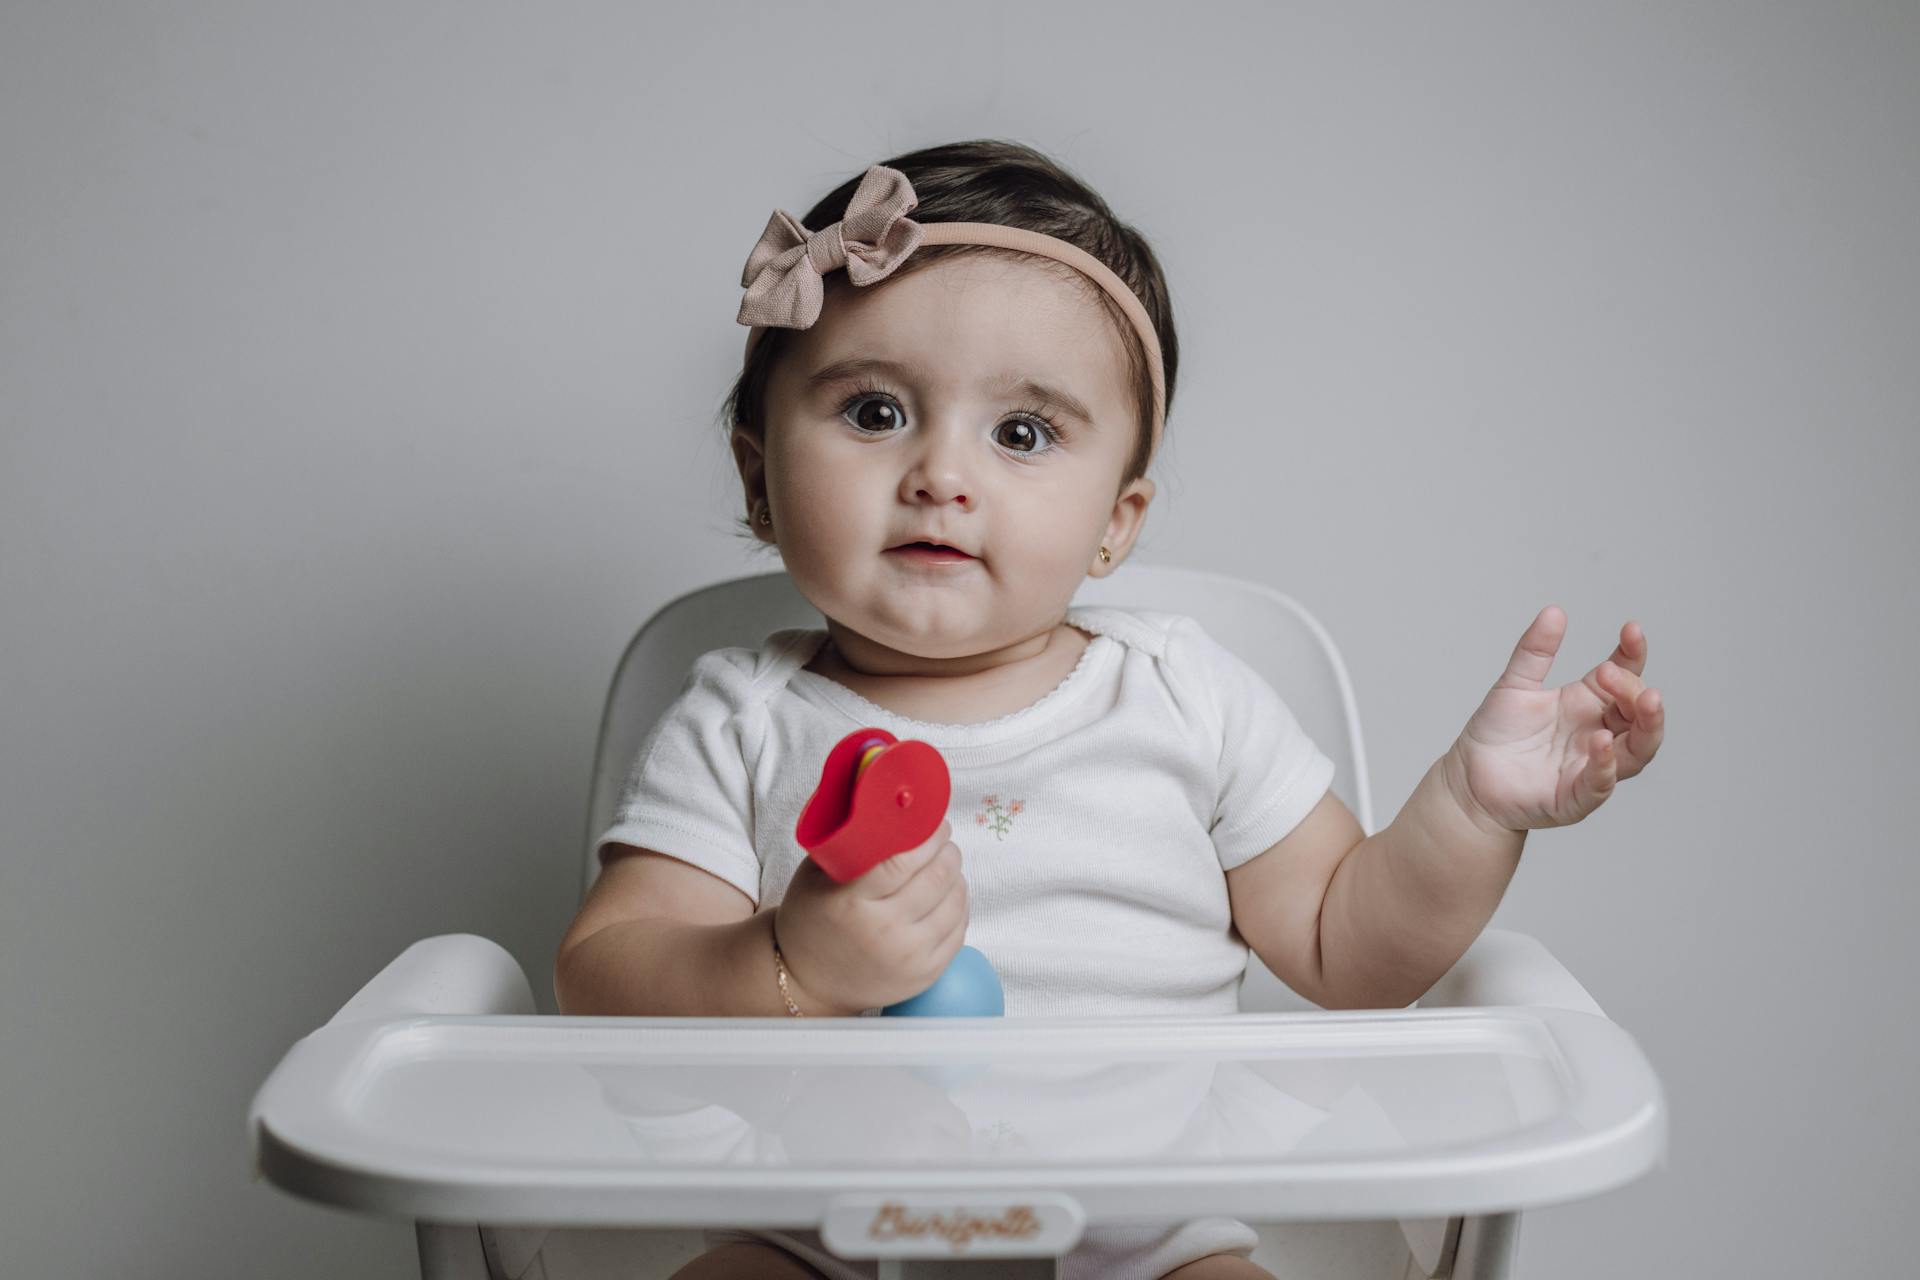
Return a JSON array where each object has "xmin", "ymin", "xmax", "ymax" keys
[
  {"xmin": 1594, "ymin": 661, "xmax": 1648, "ymax": 735},
  {"xmin": 1614, "ymin": 686, "xmax": 1665, "ymax": 777},
  {"xmin": 859, "ymin": 820, "xmax": 952, "ymax": 899},
  {"xmin": 1609, "ymin": 620, "xmax": 1649, "ymax": 677},
  {"xmin": 1571, "ymin": 728, "xmax": 1619, "ymax": 818}
]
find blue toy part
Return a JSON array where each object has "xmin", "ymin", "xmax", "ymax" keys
[{"xmin": 881, "ymin": 945, "xmax": 1005, "ymax": 1017}]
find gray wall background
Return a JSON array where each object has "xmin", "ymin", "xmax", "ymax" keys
[{"xmin": 4, "ymin": 2, "xmax": 1913, "ymax": 1276}]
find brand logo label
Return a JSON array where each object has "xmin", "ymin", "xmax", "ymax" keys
[{"xmin": 819, "ymin": 1191, "xmax": 1085, "ymax": 1259}]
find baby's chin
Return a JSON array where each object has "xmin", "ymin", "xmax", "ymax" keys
[
  {"xmin": 842, "ymin": 629, "xmax": 996, "ymax": 665},
  {"xmin": 833, "ymin": 618, "xmax": 1062, "ymax": 671}
]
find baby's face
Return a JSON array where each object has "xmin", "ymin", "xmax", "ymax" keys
[{"xmin": 737, "ymin": 254, "xmax": 1153, "ymax": 670}]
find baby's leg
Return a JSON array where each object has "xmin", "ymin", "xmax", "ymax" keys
[
  {"xmin": 1159, "ymin": 1252, "xmax": 1277, "ymax": 1280},
  {"xmin": 669, "ymin": 1241, "xmax": 834, "ymax": 1279}
]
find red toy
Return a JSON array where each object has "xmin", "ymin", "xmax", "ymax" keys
[{"xmin": 795, "ymin": 728, "xmax": 951, "ymax": 883}]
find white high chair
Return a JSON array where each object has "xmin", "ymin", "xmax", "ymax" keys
[{"xmin": 250, "ymin": 563, "xmax": 1667, "ymax": 1280}]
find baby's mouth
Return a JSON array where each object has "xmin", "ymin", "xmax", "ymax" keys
[{"xmin": 886, "ymin": 542, "xmax": 978, "ymax": 563}]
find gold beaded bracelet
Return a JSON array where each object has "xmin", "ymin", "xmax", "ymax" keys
[{"xmin": 771, "ymin": 932, "xmax": 804, "ymax": 1017}]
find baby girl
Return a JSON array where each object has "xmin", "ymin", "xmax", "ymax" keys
[{"xmin": 554, "ymin": 138, "xmax": 1667, "ymax": 1280}]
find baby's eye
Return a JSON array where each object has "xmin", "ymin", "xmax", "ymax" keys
[
  {"xmin": 993, "ymin": 419, "xmax": 1052, "ymax": 453},
  {"xmin": 844, "ymin": 395, "xmax": 903, "ymax": 435}
]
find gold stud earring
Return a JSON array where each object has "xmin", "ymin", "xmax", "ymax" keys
[
  {"xmin": 758, "ymin": 506, "xmax": 772, "ymax": 527},
  {"xmin": 1098, "ymin": 546, "xmax": 1112, "ymax": 564}
]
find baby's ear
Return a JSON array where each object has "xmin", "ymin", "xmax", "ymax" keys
[
  {"xmin": 1103, "ymin": 475, "xmax": 1156, "ymax": 558},
  {"xmin": 730, "ymin": 424, "xmax": 768, "ymax": 499}
]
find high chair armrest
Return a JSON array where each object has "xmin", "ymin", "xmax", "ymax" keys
[
  {"xmin": 325, "ymin": 933, "xmax": 536, "ymax": 1027},
  {"xmin": 1416, "ymin": 927, "xmax": 1606, "ymax": 1018}
]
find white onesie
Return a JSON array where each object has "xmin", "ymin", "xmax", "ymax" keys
[{"xmin": 594, "ymin": 604, "xmax": 1338, "ymax": 1279}]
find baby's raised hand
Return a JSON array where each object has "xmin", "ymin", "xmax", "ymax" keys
[
  {"xmin": 774, "ymin": 819, "xmax": 969, "ymax": 1015},
  {"xmin": 1445, "ymin": 606, "xmax": 1666, "ymax": 832}
]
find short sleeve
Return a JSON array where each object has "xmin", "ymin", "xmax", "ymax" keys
[
  {"xmin": 593, "ymin": 647, "xmax": 764, "ymax": 906},
  {"xmin": 1170, "ymin": 617, "xmax": 1338, "ymax": 872}
]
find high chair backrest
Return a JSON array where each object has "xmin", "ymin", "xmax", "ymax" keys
[{"xmin": 580, "ymin": 563, "xmax": 1376, "ymax": 1013}]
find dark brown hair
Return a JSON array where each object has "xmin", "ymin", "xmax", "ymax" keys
[{"xmin": 721, "ymin": 138, "xmax": 1179, "ymax": 545}]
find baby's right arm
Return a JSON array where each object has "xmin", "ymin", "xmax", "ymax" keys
[
  {"xmin": 553, "ymin": 823, "xmax": 966, "ymax": 1017},
  {"xmin": 554, "ymin": 847, "xmax": 843, "ymax": 1016}
]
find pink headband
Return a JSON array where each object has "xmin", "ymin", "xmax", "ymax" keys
[{"xmin": 735, "ymin": 164, "xmax": 1166, "ymax": 457}]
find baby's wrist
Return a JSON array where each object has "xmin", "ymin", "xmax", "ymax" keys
[
  {"xmin": 1439, "ymin": 740, "xmax": 1517, "ymax": 839},
  {"xmin": 767, "ymin": 909, "xmax": 858, "ymax": 1017}
]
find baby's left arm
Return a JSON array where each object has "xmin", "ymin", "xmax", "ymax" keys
[{"xmin": 1228, "ymin": 607, "xmax": 1666, "ymax": 1010}]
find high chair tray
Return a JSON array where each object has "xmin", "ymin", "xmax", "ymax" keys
[{"xmin": 250, "ymin": 1007, "xmax": 1664, "ymax": 1228}]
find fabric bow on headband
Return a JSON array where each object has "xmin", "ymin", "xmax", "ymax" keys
[
  {"xmin": 732, "ymin": 164, "xmax": 1168, "ymax": 452},
  {"xmin": 737, "ymin": 166, "xmax": 924, "ymax": 330}
]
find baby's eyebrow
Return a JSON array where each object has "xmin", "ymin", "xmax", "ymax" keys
[{"xmin": 805, "ymin": 356, "xmax": 1098, "ymax": 429}]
